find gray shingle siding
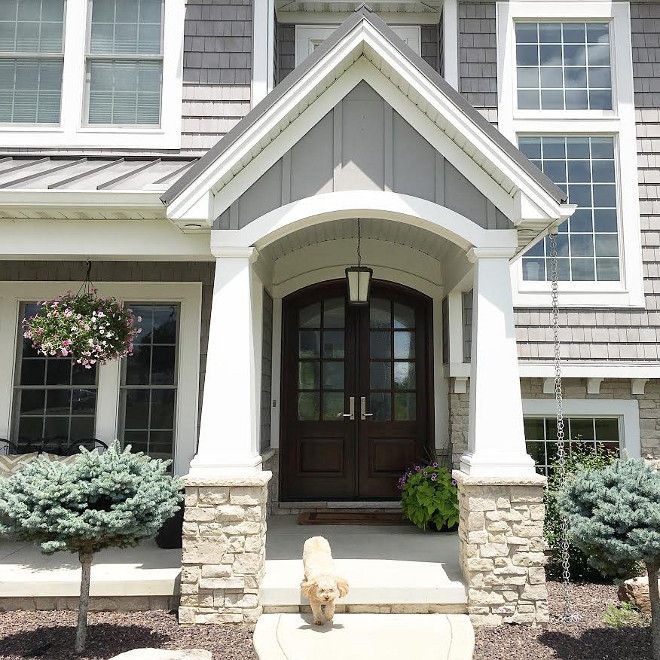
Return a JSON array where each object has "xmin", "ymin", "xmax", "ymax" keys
[
  {"xmin": 275, "ymin": 21, "xmax": 295, "ymax": 85},
  {"xmin": 458, "ymin": 1, "xmax": 497, "ymax": 122},
  {"xmin": 421, "ymin": 23, "xmax": 441, "ymax": 73},
  {"xmin": 181, "ymin": 0, "xmax": 253, "ymax": 154}
]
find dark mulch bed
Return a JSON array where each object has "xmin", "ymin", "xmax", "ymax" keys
[
  {"xmin": 0, "ymin": 610, "xmax": 257, "ymax": 660},
  {"xmin": 474, "ymin": 581, "xmax": 651, "ymax": 660}
]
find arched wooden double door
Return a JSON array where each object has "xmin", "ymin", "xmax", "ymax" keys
[{"xmin": 281, "ymin": 281, "xmax": 432, "ymax": 500}]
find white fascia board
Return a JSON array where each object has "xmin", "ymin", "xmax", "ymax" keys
[
  {"xmin": 0, "ymin": 190, "xmax": 166, "ymax": 210},
  {"xmin": 0, "ymin": 218, "xmax": 213, "ymax": 260},
  {"xmin": 168, "ymin": 17, "xmax": 565, "ymax": 229},
  {"xmin": 276, "ymin": 12, "xmax": 441, "ymax": 25}
]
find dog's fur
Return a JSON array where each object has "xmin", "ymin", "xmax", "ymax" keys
[{"xmin": 301, "ymin": 536, "xmax": 349, "ymax": 625}]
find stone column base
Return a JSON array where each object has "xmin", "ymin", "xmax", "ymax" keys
[
  {"xmin": 179, "ymin": 472, "xmax": 272, "ymax": 625},
  {"xmin": 453, "ymin": 471, "xmax": 549, "ymax": 627}
]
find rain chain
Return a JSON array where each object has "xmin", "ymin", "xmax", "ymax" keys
[{"xmin": 549, "ymin": 230, "xmax": 579, "ymax": 623}]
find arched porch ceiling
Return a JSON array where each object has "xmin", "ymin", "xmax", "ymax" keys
[{"xmin": 164, "ymin": 6, "xmax": 574, "ymax": 256}]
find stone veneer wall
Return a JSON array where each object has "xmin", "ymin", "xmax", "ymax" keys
[
  {"xmin": 449, "ymin": 380, "xmax": 470, "ymax": 467},
  {"xmin": 0, "ymin": 596, "xmax": 176, "ymax": 612},
  {"xmin": 453, "ymin": 471, "xmax": 549, "ymax": 626},
  {"xmin": 180, "ymin": 473, "xmax": 271, "ymax": 624}
]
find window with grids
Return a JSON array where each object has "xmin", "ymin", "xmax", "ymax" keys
[
  {"xmin": 86, "ymin": 0, "xmax": 162, "ymax": 125},
  {"xmin": 12, "ymin": 303, "xmax": 98, "ymax": 452},
  {"xmin": 520, "ymin": 135, "xmax": 618, "ymax": 282},
  {"xmin": 0, "ymin": 0, "xmax": 65, "ymax": 123},
  {"xmin": 515, "ymin": 21, "xmax": 612, "ymax": 111},
  {"xmin": 119, "ymin": 303, "xmax": 178, "ymax": 462},
  {"xmin": 524, "ymin": 416, "xmax": 620, "ymax": 477}
]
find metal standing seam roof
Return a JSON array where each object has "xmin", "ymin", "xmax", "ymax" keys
[
  {"xmin": 0, "ymin": 157, "xmax": 197, "ymax": 192},
  {"xmin": 161, "ymin": 5, "xmax": 567, "ymax": 207}
]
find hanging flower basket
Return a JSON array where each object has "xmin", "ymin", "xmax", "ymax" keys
[{"xmin": 22, "ymin": 289, "xmax": 142, "ymax": 369}]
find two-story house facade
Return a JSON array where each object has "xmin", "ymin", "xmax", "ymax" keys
[{"xmin": 0, "ymin": 0, "xmax": 658, "ymax": 626}]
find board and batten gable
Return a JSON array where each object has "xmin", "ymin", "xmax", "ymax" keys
[{"xmin": 214, "ymin": 81, "xmax": 512, "ymax": 231}]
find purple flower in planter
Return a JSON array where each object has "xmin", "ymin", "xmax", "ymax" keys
[
  {"xmin": 431, "ymin": 473, "xmax": 437, "ymax": 481},
  {"xmin": 451, "ymin": 478, "xmax": 457, "ymax": 487}
]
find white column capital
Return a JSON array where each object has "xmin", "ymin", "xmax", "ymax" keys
[
  {"xmin": 211, "ymin": 245, "xmax": 259, "ymax": 262},
  {"xmin": 466, "ymin": 247, "xmax": 517, "ymax": 263}
]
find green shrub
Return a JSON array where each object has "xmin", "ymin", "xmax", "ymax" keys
[
  {"xmin": 544, "ymin": 442, "xmax": 639, "ymax": 581},
  {"xmin": 398, "ymin": 463, "xmax": 459, "ymax": 531},
  {"xmin": 0, "ymin": 443, "xmax": 182, "ymax": 654},
  {"xmin": 559, "ymin": 459, "xmax": 660, "ymax": 659},
  {"xmin": 603, "ymin": 602, "xmax": 648, "ymax": 629}
]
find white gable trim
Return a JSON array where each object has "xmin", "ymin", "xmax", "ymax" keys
[
  {"xmin": 166, "ymin": 16, "xmax": 572, "ymax": 234},
  {"xmin": 210, "ymin": 191, "xmax": 519, "ymax": 253}
]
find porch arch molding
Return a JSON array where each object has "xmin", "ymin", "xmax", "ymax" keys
[{"xmin": 210, "ymin": 191, "xmax": 519, "ymax": 254}]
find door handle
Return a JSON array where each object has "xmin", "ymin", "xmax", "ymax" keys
[
  {"xmin": 341, "ymin": 396, "xmax": 355, "ymax": 421},
  {"xmin": 360, "ymin": 396, "xmax": 373, "ymax": 420}
]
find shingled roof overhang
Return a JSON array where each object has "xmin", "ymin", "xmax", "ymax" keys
[{"xmin": 162, "ymin": 6, "xmax": 573, "ymax": 251}]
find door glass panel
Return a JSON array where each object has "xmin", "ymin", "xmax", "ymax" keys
[
  {"xmin": 394, "ymin": 393, "xmax": 416, "ymax": 420},
  {"xmin": 300, "ymin": 303, "xmax": 321, "ymax": 328},
  {"xmin": 299, "ymin": 330, "xmax": 320, "ymax": 358},
  {"xmin": 394, "ymin": 331, "xmax": 415, "ymax": 359},
  {"xmin": 298, "ymin": 392, "xmax": 319, "ymax": 421},
  {"xmin": 323, "ymin": 298, "xmax": 345, "ymax": 328},
  {"xmin": 370, "ymin": 331, "xmax": 391, "ymax": 359},
  {"xmin": 298, "ymin": 361, "xmax": 319, "ymax": 390},
  {"xmin": 370, "ymin": 362, "xmax": 391, "ymax": 390},
  {"xmin": 323, "ymin": 392, "xmax": 344, "ymax": 420},
  {"xmin": 393, "ymin": 303, "xmax": 415, "ymax": 329},
  {"xmin": 296, "ymin": 296, "xmax": 346, "ymax": 421},
  {"xmin": 323, "ymin": 362, "xmax": 344, "ymax": 390},
  {"xmin": 370, "ymin": 392, "xmax": 391, "ymax": 421},
  {"xmin": 370, "ymin": 298, "xmax": 390, "ymax": 328},
  {"xmin": 393, "ymin": 362, "xmax": 415, "ymax": 389},
  {"xmin": 322, "ymin": 331, "xmax": 344, "ymax": 359}
]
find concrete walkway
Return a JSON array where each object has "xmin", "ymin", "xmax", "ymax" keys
[{"xmin": 253, "ymin": 613, "xmax": 475, "ymax": 660}]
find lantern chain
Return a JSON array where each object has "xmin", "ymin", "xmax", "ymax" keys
[{"xmin": 549, "ymin": 230, "xmax": 579, "ymax": 623}]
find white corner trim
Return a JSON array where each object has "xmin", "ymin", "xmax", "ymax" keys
[
  {"xmin": 522, "ymin": 397, "xmax": 641, "ymax": 460},
  {"xmin": 499, "ymin": 1, "xmax": 644, "ymax": 309},
  {"xmin": 0, "ymin": 0, "xmax": 184, "ymax": 150},
  {"xmin": 442, "ymin": 0, "xmax": 458, "ymax": 89},
  {"xmin": 253, "ymin": 0, "xmax": 275, "ymax": 106},
  {"xmin": 0, "ymin": 281, "xmax": 201, "ymax": 476}
]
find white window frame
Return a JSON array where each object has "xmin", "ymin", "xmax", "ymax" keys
[
  {"xmin": 0, "ymin": 0, "xmax": 185, "ymax": 150},
  {"xmin": 498, "ymin": 1, "xmax": 644, "ymax": 308},
  {"xmin": 522, "ymin": 398, "xmax": 641, "ymax": 460},
  {"xmin": 295, "ymin": 24, "xmax": 421, "ymax": 67},
  {"xmin": 0, "ymin": 281, "xmax": 201, "ymax": 475}
]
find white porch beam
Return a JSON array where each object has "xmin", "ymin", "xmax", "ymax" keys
[
  {"xmin": 461, "ymin": 247, "xmax": 536, "ymax": 478},
  {"xmin": 0, "ymin": 219, "xmax": 213, "ymax": 260},
  {"xmin": 188, "ymin": 247, "xmax": 262, "ymax": 476}
]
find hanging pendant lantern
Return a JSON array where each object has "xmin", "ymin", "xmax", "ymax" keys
[{"xmin": 346, "ymin": 219, "xmax": 373, "ymax": 305}]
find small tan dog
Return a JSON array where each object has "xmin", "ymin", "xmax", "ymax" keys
[{"xmin": 301, "ymin": 536, "xmax": 349, "ymax": 625}]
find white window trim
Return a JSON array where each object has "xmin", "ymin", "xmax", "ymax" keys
[
  {"xmin": 498, "ymin": 1, "xmax": 644, "ymax": 308},
  {"xmin": 522, "ymin": 398, "xmax": 641, "ymax": 460},
  {"xmin": 0, "ymin": 0, "xmax": 185, "ymax": 150},
  {"xmin": 295, "ymin": 24, "xmax": 421, "ymax": 67},
  {"xmin": 0, "ymin": 281, "xmax": 201, "ymax": 475}
]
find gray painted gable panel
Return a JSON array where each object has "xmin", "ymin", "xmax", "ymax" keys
[
  {"xmin": 290, "ymin": 112, "xmax": 335, "ymax": 201},
  {"xmin": 215, "ymin": 82, "xmax": 511, "ymax": 231}
]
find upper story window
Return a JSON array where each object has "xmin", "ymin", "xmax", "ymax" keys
[
  {"xmin": 86, "ymin": 0, "xmax": 163, "ymax": 126},
  {"xmin": 295, "ymin": 25, "xmax": 421, "ymax": 68},
  {"xmin": 520, "ymin": 135, "xmax": 618, "ymax": 283},
  {"xmin": 0, "ymin": 0, "xmax": 65, "ymax": 124},
  {"xmin": 498, "ymin": 2, "xmax": 643, "ymax": 307},
  {"xmin": 515, "ymin": 22, "xmax": 612, "ymax": 111},
  {"xmin": 0, "ymin": 0, "xmax": 184, "ymax": 150}
]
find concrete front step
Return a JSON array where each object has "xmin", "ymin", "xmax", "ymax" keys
[{"xmin": 253, "ymin": 613, "xmax": 475, "ymax": 660}]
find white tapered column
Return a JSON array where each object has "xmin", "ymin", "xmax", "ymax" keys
[
  {"xmin": 189, "ymin": 247, "xmax": 262, "ymax": 476},
  {"xmin": 460, "ymin": 248, "xmax": 535, "ymax": 477}
]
